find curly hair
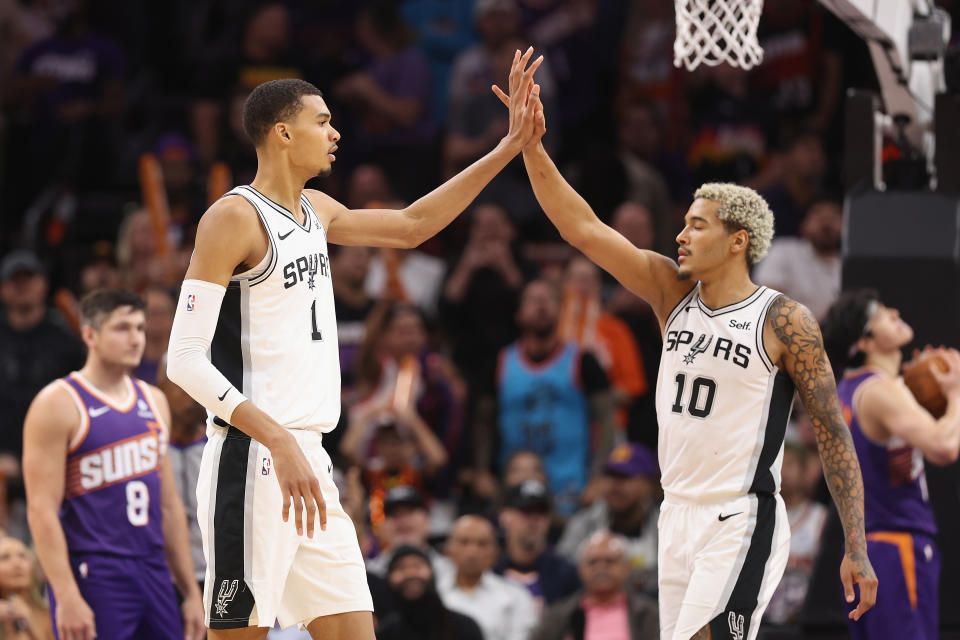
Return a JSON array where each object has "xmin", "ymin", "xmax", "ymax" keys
[{"xmin": 693, "ymin": 183, "xmax": 775, "ymax": 264}]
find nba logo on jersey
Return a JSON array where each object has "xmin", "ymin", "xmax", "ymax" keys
[
  {"xmin": 137, "ymin": 399, "xmax": 154, "ymax": 419},
  {"xmin": 186, "ymin": 294, "xmax": 196, "ymax": 311},
  {"xmin": 727, "ymin": 611, "xmax": 744, "ymax": 640},
  {"xmin": 262, "ymin": 457, "xmax": 271, "ymax": 476}
]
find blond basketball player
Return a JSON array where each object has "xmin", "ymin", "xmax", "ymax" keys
[
  {"xmin": 165, "ymin": 49, "xmax": 542, "ymax": 640},
  {"xmin": 492, "ymin": 89, "xmax": 877, "ymax": 639}
]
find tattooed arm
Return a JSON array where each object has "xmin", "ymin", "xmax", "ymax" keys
[{"xmin": 764, "ymin": 295, "xmax": 878, "ymax": 621}]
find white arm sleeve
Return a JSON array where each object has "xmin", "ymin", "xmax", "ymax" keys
[{"xmin": 166, "ymin": 279, "xmax": 247, "ymax": 421}]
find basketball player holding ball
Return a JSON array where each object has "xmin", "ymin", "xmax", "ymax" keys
[
  {"xmin": 165, "ymin": 49, "xmax": 542, "ymax": 639},
  {"xmin": 493, "ymin": 87, "xmax": 876, "ymax": 639},
  {"xmin": 823, "ymin": 289, "xmax": 960, "ymax": 639}
]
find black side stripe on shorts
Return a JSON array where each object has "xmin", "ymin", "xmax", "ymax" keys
[
  {"xmin": 709, "ymin": 494, "xmax": 776, "ymax": 640},
  {"xmin": 208, "ymin": 426, "xmax": 257, "ymax": 629}
]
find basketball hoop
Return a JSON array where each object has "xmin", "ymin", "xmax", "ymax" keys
[{"xmin": 674, "ymin": 0, "xmax": 765, "ymax": 70}]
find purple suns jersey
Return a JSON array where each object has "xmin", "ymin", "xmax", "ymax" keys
[
  {"xmin": 56, "ymin": 373, "xmax": 167, "ymax": 557},
  {"xmin": 838, "ymin": 370, "xmax": 937, "ymax": 537}
]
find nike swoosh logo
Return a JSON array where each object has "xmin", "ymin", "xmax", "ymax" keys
[
  {"xmin": 278, "ymin": 229, "xmax": 294, "ymax": 240},
  {"xmin": 88, "ymin": 406, "xmax": 110, "ymax": 418},
  {"xmin": 718, "ymin": 511, "xmax": 743, "ymax": 522},
  {"xmin": 218, "ymin": 388, "xmax": 230, "ymax": 401}
]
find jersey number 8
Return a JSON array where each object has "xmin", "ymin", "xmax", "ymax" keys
[{"xmin": 126, "ymin": 480, "xmax": 150, "ymax": 526}]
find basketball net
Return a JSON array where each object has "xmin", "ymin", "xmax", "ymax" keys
[{"xmin": 674, "ymin": 0, "xmax": 764, "ymax": 70}]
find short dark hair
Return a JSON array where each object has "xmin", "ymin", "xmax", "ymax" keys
[
  {"xmin": 80, "ymin": 289, "xmax": 146, "ymax": 329},
  {"xmin": 821, "ymin": 289, "xmax": 881, "ymax": 377},
  {"xmin": 242, "ymin": 79, "xmax": 324, "ymax": 146}
]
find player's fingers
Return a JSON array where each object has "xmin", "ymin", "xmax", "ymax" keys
[
  {"xmin": 281, "ymin": 488, "xmax": 291, "ymax": 523},
  {"xmin": 522, "ymin": 55, "xmax": 544, "ymax": 86},
  {"xmin": 313, "ymin": 481, "xmax": 327, "ymax": 531},
  {"xmin": 840, "ymin": 567, "xmax": 855, "ymax": 603},
  {"xmin": 293, "ymin": 490, "xmax": 304, "ymax": 535},
  {"xmin": 508, "ymin": 49, "xmax": 521, "ymax": 91},
  {"xmin": 305, "ymin": 485, "xmax": 317, "ymax": 538},
  {"xmin": 858, "ymin": 575, "xmax": 878, "ymax": 614},
  {"xmin": 491, "ymin": 85, "xmax": 510, "ymax": 107}
]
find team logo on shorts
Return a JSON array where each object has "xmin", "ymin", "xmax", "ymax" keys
[
  {"xmin": 683, "ymin": 333, "xmax": 714, "ymax": 365},
  {"xmin": 262, "ymin": 457, "xmax": 272, "ymax": 476},
  {"xmin": 216, "ymin": 579, "xmax": 238, "ymax": 617},
  {"xmin": 186, "ymin": 294, "xmax": 196, "ymax": 311},
  {"xmin": 727, "ymin": 611, "xmax": 744, "ymax": 640}
]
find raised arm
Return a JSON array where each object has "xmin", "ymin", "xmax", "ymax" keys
[
  {"xmin": 859, "ymin": 352, "xmax": 960, "ymax": 466},
  {"xmin": 23, "ymin": 384, "xmax": 97, "ymax": 640},
  {"xmin": 520, "ymin": 142, "xmax": 688, "ymax": 319},
  {"xmin": 322, "ymin": 48, "xmax": 543, "ymax": 249},
  {"xmin": 764, "ymin": 296, "xmax": 877, "ymax": 620}
]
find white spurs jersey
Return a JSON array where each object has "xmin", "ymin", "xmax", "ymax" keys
[
  {"xmin": 656, "ymin": 284, "xmax": 795, "ymax": 504},
  {"xmin": 210, "ymin": 185, "xmax": 340, "ymax": 434}
]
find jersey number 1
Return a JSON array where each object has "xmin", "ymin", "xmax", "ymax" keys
[
  {"xmin": 309, "ymin": 300, "xmax": 322, "ymax": 341},
  {"xmin": 670, "ymin": 373, "xmax": 717, "ymax": 418}
]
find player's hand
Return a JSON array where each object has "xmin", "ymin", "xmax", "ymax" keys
[
  {"xmin": 492, "ymin": 53, "xmax": 546, "ymax": 150},
  {"xmin": 55, "ymin": 591, "xmax": 97, "ymax": 640},
  {"xmin": 493, "ymin": 46, "xmax": 543, "ymax": 153},
  {"xmin": 929, "ymin": 347, "xmax": 960, "ymax": 399},
  {"xmin": 840, "ymin": 549, "xmax": 878, "ymax": 621},
  {"xmin": 272, "ymin": 432, "xmax": 326, "ymax": 538},
  {"xmin": 181, "ymin": 589, "xmax": 205, "ymax": 640}
]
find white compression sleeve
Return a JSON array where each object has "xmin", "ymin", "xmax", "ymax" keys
[{"xmin": 166, "ymin": 279, "xmax": 247, "ymax": 421}]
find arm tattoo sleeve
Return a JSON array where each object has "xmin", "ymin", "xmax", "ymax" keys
[{"xmin": 768, "ymin": 295, "xmax": 867, "ymax": 555}]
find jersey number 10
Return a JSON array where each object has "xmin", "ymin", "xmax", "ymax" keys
[
  {"xmin": 670, "ymin": 373, "xmax": 717, "ymax": 418},
  {"xmin": 309, "ymin": 300, "xmax": 323, "ymax": 341}
]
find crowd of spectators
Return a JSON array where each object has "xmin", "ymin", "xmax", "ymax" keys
[{"xmin": 1, "ymin": 0, "xmax": 950, "ymax": 637}]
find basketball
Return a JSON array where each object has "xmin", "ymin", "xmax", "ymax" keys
[{"xmin": 903, "ymin": 352, "xmax": 949, "ymax": 418}]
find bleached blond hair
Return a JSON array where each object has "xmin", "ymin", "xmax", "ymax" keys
[{"xmin": 693, "ymin": 183, "xmax": 774, "ymax": 265}]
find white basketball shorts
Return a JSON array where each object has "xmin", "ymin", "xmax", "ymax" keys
[
  {"xmin": 658, "ymin": 493, "xmax": 790, "ymax": 640},
  {"xmin": 196, "ymin": 422, "xmax": 373, "ymax": 630}
]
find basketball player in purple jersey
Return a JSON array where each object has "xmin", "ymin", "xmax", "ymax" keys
[
  {"xmin": 823, "ymin": 290, "xmax": 960, "ymax": 639},
  {"xmin": 22, "ymin": 290, "xmax": 205, "ymax": 640}
]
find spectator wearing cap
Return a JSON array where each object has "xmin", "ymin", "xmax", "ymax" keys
[
  {"xmin": 0, "ymin": 251, "xmax": 83, "ymax": 461},
  {"xmin": 367, "ymin": 486, "xmax": 449, "ymax": 578},
  {"xmin": 377, "ymin": 545, "xmax": 484, "ymax": 640},
  {"xmin": 494, "ymin": 480, "xmax": 580, "ymax": 609},
  {"xmin": 532, "ymin": 531, "xmax": 659, "ymax": 640},
  {"xmin": 437, "ymin": 515, "xmax": 537, "ymax": 640},
  {"xmin": 557, "ymin": 444, "xmax": 659, "ymax": 589}
]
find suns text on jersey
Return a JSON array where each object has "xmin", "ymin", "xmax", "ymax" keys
[
  {"xmin": 664, "ymin": 330, "xmax": 752, "ymax": 368},
  {"xmin": 68, "ymin": 432, "xmax": 163, "ymax": 496}
]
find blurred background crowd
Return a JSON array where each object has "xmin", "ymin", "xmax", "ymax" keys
[{"xmin": 1, "ymin": 0, "xmax": 957, "ymax": 638}]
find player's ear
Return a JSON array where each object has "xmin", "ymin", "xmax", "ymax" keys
[
  {"xmin": 274, "ymin": 122, "xmax": 291, "ymax": 142},
  {"xmin": 729, "ymin": 229, "xmax": 749, "ymax": 255},
  {"xmin": 80, "ymin": 324, "xmax": 97, "ymax": 349}
]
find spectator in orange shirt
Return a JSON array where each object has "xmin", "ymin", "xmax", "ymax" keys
[{"xmin": 561, "ymin": 255, "xmax": 648, "ymax": 434}]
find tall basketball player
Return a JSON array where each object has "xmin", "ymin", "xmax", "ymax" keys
[
  {"xmin": 23, "ymin": 290, "xmax": 205, "ymax": 640},
  {"xmin": 823, "ymin": 290, "xmax": 960, "ymax": 639},
  {"xmin": 165, "ymin": 49, "xmax": 543, "ymax": 639},
  {"xmin": 492, "ymin": 89, "xmax": 877, "ymax": 639}
]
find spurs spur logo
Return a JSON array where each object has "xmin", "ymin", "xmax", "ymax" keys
[
  {"xmin": 683, "ymin": 333, "xmax": 714, "ymax": 365},
  {"xmin": 216, "ymin": 579, "xmax": 239, "ymax": 617},
  {"xmin": 728, "ymin": 611, "xmax": 744, "ymax": 640}
]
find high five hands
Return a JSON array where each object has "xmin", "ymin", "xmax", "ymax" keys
[{"xmin": 495, "ymin": 47, "xmax": 546, "ymax": 154}]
